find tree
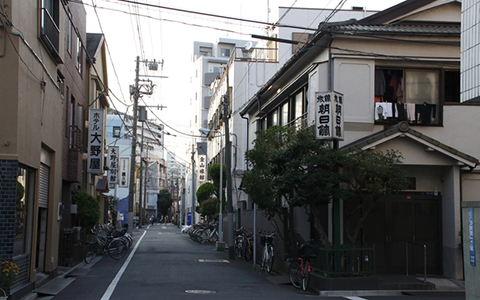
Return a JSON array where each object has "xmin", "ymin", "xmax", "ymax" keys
[
  {"xmin": 74, "ymin": 189, "xmax": 100, "ymax": 231},
  {"xmin": 208, "ymin": 163, "xmax": 226, "ymax": 212},
  {"xmin": 242, "ymin": 126, "xmax": 407, "ymax": 249},
  {"xmin": 196, "ymin": 182, "xmax": 219, "ymax": 220},
  {"xmin": 157, "ymin": 188, "xmax": 173, "ymax": 217}
]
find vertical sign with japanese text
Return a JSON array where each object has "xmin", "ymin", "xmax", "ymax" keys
[
  {"xmin": 88, "ymin": 109, "xmax": 104, "ymax": 174},
  {"xmin": 108, "ymin": 146, "xmax": 119, "ymax": 184},
  {"xmin": 468, "ymin": 207, "xmax": 476, "ymax": 266},
  {"xmin": 119, "ymin": 158, "xmax": 129, "ymax": 188},
  {"xmin": 315, "ymin": 91, "xmax": 344, "ymax": 141},
  {"xmin": 198, "ymin": 155, "xmax": 207, "ymax": 183}
]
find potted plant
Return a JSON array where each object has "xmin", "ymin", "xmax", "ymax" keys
[{"xmin": 0, "ymin": 260, "xmax": 19, "ymax": 298}]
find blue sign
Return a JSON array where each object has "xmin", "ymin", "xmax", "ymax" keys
[
  {"xmin": 468, "ymin": 207, "xmax": 476, "ymax": 266},
  {"xmin": 187, "ymin": 212, "xmax": 192, "ymax": 226}
]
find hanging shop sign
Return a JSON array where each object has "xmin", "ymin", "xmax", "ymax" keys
[
  {"xmin": 315, "ymin": 91, "xmax": 344, "ymax": 140},
  {"xmin": 119, "ymin": 158, "xmax": 129, "ymax": 188},
  {"xmin": 108, "ymin": 146, "xmax": 119, "ymax": 184},
  {"xmin": 198, "ymin": 155, "xmax": 207, "ymax": 183},
  {"xmin": 88, "ymin": 109, "xmax": 104, "ymax": 174}
]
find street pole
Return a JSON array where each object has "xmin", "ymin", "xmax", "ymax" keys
[
  {"xmin": 218, "ymin": 133, "xmax": 223, "ymax": 246},
  {"xmin": 223, "ymin": 94, "xmax": 234, "ymax": 259},
  {"xmin": 191, "ymin": 144, "xmax": 195, "ymax": 225},
  {"xmin": 138, "ymin": 122, "xmax": 145, "ymax": 228},
  {"xmin": 128, "ymin": 56, "xmax": 140, "ymax": 231},
  {"xmin": 181, "ymin": 176, "xmax": 185, "ymax": 226}
]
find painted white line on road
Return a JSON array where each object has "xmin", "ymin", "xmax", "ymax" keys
[
  {"xmin": 344, "ymin": 297, "xmax": 368, "ymax": 300},
  {"xmin": 101, "ymin": 230, "xmax": 147, "ymax": 300}
]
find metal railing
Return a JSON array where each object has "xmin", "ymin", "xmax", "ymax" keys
[
  {"xmin": 406, "ymin": 241, "xmax": 427, "ymax": 282},
  {"xmin": 312, "ymin": 246, "xmax": 376, "ymax": 278}
]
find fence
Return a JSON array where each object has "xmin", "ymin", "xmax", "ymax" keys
[{"xmin": 312, "ymin": 246, "xmax": 376, "ymax": 277}]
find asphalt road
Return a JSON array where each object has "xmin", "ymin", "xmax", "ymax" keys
[{"xmin": 44, "ymin": 224, "xmax": 465, "ymax": 300}]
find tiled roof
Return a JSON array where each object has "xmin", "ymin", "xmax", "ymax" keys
[{"xmin": 328, "ymin": 23, "xmax": 460, "ymax": 35}]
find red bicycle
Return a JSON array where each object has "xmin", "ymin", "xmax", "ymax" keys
[{"xmin": 287, "ymin": 241, "xmax": 319, "ymax": 291}]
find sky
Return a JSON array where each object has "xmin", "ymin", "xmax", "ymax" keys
[{"xmin": 84, "ymin": 0, "xmax": 404, "ymax": 165}]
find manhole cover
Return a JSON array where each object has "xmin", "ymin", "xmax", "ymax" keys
[{"xmin": 185, "ymin": 290, "xmax": 216, "ymax": 294}]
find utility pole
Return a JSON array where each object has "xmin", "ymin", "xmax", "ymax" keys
[
  {"xmin": 128, "ymin": 56, "xmax": 140, "ymax": 231},
  {"xmin": 128, "ymin": 57, "xmax": 163, "ymax": 230},
  {"xmin": 224, "ymin": 93, "xmax": 234, "ymax": 260},
  {"xmin": 191, "ymin": 144, "xmax": 195, "ymax": 225}
]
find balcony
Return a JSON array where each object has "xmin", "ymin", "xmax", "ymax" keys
[{"xmin": 232, "ymin": 47, "xmax": 278, "ymax": 63}]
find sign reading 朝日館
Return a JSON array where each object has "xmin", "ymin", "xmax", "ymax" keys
[{"xmin": 315, "ymin": 91, "xmax": 344, "ymax": 141}]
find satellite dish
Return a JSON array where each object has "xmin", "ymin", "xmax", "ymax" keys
[{"xmin": 244, "ymin": 41, "xmax": 253, "ymax": 51}]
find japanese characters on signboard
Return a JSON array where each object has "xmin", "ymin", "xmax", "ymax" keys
[
  {"xmin": 108, "ymin": 146, "xmax": 119, "ymax": 184},
  {"xmin": 315, "ymin": 91, "xmax": 344, "ymax": 141},
  {"xmin": 88, "ymin": 109, "xmax": 104, "ymax": 174},
  {"xmin": 119, "ymin": 158, "xmax": 129, "ymax": 188},
  {"xmin": 198, "ymin": 155, "xmax": 207, "ymax": 183}
]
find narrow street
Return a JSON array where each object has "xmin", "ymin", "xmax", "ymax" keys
[{"xmin": 35, "ymin": 224, "xmax": 464, "ymax": 300}]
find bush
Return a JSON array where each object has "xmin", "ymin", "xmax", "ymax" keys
[{"xmin": 73, "ymin": 189, "xmax": 100, "ymax": 230}]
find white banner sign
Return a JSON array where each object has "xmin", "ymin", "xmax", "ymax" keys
[
  {"xmin": 108, "ymin": 146, "xmax": 119, "ymax": 184},
  {"xmin": 315, "ymin": 91, "xmax": 344, "ymax": 140},
  {"xmin": 198, "ymin": 155, "xmax": 207, "ymax": 183},
  {"xmin": 88, "ymin": 109, "xmax": 104, "ymax": 174},
  {"xmin": 119, "ymin": 158, "xmax": 129, "ymax": 188}
]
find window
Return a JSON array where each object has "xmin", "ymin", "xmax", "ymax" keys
[
  {"xmin": 67, "ymin": 11, "xmax": 73, "ymax": 55},
  {"xmin": 113, "ymin": 126, "xmax": 121, "ymax": 138},
  {"xmin": 220, "ymin": 48, "xmax": 231, "ymax": 57},
  {"xmin": 40, "ymin": 0, "xmax": 61, "ymax": 62},
  {"xmin": 374, "ymin": 68, "xmax": 446, "ymax": 125},
  {"xmin": 76, "ymin": 35, "xmax": 83, "ymax": 75},
  {"xmin": 264, "ymin": 86, "xmax": 308, "ymax": 130}
]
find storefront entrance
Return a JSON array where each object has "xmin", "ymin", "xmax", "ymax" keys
[{"xmin": 362, "ymin": 193, "xmax": 441, "ymax": 275}]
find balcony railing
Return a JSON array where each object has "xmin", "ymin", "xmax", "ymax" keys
[
  {"xmin": 69, "ymin": 125, "xmax": 84, "ymax": 152},
  {"xmin": 232, "ymin": 47, "xmax": 278, "ymax": 63},
  {"xmin": 40, "ymin": 8, "xmax": 61, "ymax": 63}
]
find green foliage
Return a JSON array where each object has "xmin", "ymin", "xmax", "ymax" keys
[
  {"xmin": 196, "ymin": 197, "xmax": 219, "ymax": 220},
  {"xmin": 107, "ymin": 196, "xmax": 119, "ymax": 223},
  {"xmin": 242, "ymin": 126, "xmax": 408, "ymax": 248},
  {"xmin": 74, "ymin": 189, "xmax": 100, "ymax": 231},
  {"xmin": 16, "ymin": 181, "xmax": 25, "ymax": 202},
  {"xmin": 0, "ymin": 260, "xmax": 19, "ymax": 291},
  {"xmin": 157, "ymin": 188, "xmax": 173, "ymax": 216},
  {"xmin": 196, "ymin": 182, "xmax": 215, "ymax": 204}
]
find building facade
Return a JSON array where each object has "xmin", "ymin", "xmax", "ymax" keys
[{"xmin": 241, "ymin": 0, "xmax": 472, "ymax": 281}]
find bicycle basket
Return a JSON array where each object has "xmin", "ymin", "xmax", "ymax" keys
[{"xmin": 301, "ymin": 244, "xmax": 318, "ymax": 258}]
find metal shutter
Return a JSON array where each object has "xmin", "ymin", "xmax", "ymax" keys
[{"xmin": 38, "ymin": 163, "xmax": 50, "ymax": 208}]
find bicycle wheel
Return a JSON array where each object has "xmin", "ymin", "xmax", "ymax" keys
[
  {"xmin": 265, "ymin": 245, "xmax": 274, "ymax": 273},
  {"xmin": 84, "ymin": 243, "xmax": 97, "ymax": 264},
  {"xmin": 301, "ymin": 260, "xmax": 310, "ymax": 291},
  {"xmin": 244, "ymin": 240, "xmax": 252, "ymax": 261},
  {"xmin": 108, "ymin": 238, "xmax": 128, "ymax": 260},
  {"xmin": 288, "ymin": 259, "xmax": 302, "ymax": 289}
]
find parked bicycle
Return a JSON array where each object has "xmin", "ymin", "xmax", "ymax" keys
[
  {"xmin": 259, "ymin": 231, "xmax": 276, "ymax": 273},
  {"xmin": 287, "ymin": 240, "xmax": 319, "ymax": 291},
  {"xmin": 188, "ymin": 221, "xmax": 218, "ymax": 244},
  {"xmin": 234, "ymin": 227, "xmax": 253, "ymax": 261},
  {"xmin": 84, "ymin": 225, "xmax": 131, "ymax": 263}
]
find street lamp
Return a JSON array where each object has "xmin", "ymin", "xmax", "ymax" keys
[{"xmin": 199, "ymin": 128, "xmax": 225, "ymax": 251}]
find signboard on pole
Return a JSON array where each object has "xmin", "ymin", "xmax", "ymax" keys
[
  {"xmin": 119, "ymin": 157, "xmax": 129, "ymax": 188},
  {"xmin": 198, "ymin": 155, "xmax": 207, "ymax": 183},
  {"xmin": 88, "ymin": 109, "xmax": 104, "ymax": 174},
  {"xmin": 108, "ymin": 146, "xmax": 119, "ymax": 184},
  {"xmin": 315, "ymin": 91, "xmax": 344, "ymax": 141}
]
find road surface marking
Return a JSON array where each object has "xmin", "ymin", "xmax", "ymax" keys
[
  {"xmin": 198, "ymin": 259, "xmax": 230, "ymax": 263},
  {"xmin": 101, "ymin": 230, "xmax": 147, "ymax": 300},
  {"xmin": 344, "ymin": 297, "xmax": 368, "ymax": 300}
]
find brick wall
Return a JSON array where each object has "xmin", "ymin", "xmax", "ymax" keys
[{"xmin": 0, "ymin": 159, "xmax": 18, "ymax": 261}]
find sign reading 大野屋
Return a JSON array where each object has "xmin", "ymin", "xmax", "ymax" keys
[{"xmin": 88, "ymin": 109, "xmax": 104, "ymax": 174}]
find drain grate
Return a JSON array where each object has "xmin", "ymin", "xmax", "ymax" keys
[{"xmin": 185, "ymin": 290, "xmax": 216, "ymax": 294}]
